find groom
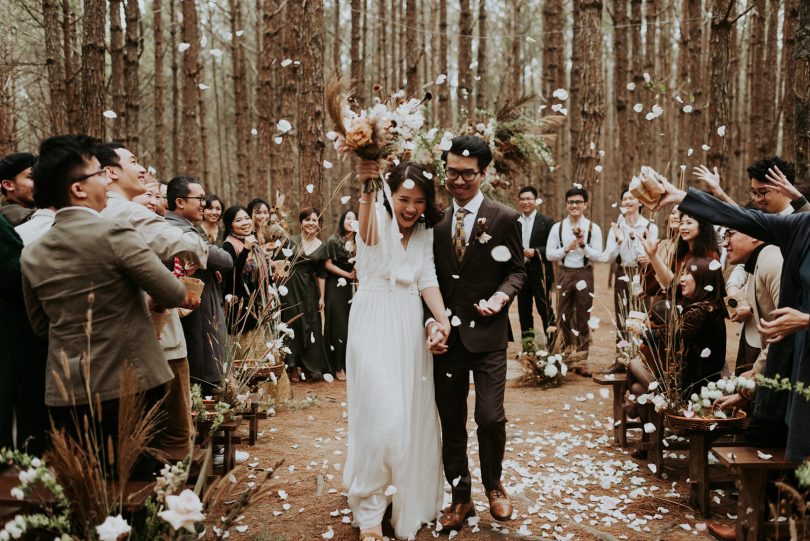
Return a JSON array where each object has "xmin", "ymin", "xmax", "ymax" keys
[{"xmin": 427, "ymin": 135, "xmax": 526, "ymax": 531}]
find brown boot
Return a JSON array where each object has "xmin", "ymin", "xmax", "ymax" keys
[
  {"xmin": 438, "ymin": 501, "xmax": 474, "ymax": 531},
  {"xmin": 486, "ymin": 482, "xmax": 513, "ymax": 521},
  {"xmin": 707, "ymin": 522, "xmax": 736, "ymax": 541}
]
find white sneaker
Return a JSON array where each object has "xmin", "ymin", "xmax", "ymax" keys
[{"xmin": 235, "ymin": 450, "xmax": 249, "ymax": 464}]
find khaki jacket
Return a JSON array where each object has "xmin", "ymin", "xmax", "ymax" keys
[
  {"xmin": 21, "ymin": 208, "xmax": 186, "ymax": 406},
  {"xmin": 747, "ymin": 244, "xmax": 783, "ymax": 375}
]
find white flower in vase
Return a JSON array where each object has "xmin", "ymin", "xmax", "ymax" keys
[
  {"xmin": 158, "ymin": 489, "xmax": 206, "ymax": 532},
  {"xmin": 95, "ymin": 514, "xmax": 132, "ymax": 541}
]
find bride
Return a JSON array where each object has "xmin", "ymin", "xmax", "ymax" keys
[{"xmin": 343, "ymin": 159, "xmax": 451, "ymax": 541}]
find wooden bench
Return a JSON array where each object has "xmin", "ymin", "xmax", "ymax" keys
[
  {"xmin": 669, "ymin": 426, "xmax": 744, "ymax": 517},
  {"xmin": 593, "ymin": 373, "xmax": 640, "ymax": 446},
  {"xmin": 711, "ymin": 446, "xmax": 799, "ymax": 540},
  {"xmin": 235, "ymin": 393, "xmax": 268, "ymax": 446}
]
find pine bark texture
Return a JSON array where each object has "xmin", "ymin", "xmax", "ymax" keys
[
  {"xmin": 81, "ymin": 0, "xmax": 106, "ymax": 138},
  {"xmin": 457, "ymin": 0, "xmax": 473, "ymax": 117},
  {"xmin": 181, "ymin": 0, "xmax": 202, "ymax": 177},
  {"xmin": 298, "ymin": 0, "xmax": 325, "ymax": 209},
  {"xmin": 124, "ymin": 0, "xmax": 141, "ymax": 152},
  {"xmin": 795, "ymin": 0, "xmax": 810, "ymax": 193},
  {"xmin": 707, "ymin": 0, "xmax": 735, "ymax": 177}
]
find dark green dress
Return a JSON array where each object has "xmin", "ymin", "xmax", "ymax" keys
[
  {"xmin": 323, "ymin": 234, "xmax": 356, "ymax": 373},
  {"xmin": 283, "ymin": 235, "xmax": 330, "ymax": 376}
]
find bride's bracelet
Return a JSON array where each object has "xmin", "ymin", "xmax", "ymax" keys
[{"xmin": 361, "ymin": 179, "xmax": 376, "ymax": 194}]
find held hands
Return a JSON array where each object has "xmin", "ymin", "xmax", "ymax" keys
[
  {"xmin": 475, "ymin": 292, "xmax": 509, "ymax": 317},
  {"xmin": 426, "ymin": 319, "xmax": 451, "ymax": 355},
  {"xmin": 758, "ymin": 307, "xmax": 810, "ymax": 344}
]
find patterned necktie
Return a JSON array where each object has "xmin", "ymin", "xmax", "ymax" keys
[{"xmin": 453, "ymin": 208, "xmax": 469, "ymax": 261}]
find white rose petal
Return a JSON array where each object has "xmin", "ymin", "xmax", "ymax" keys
[
  {"xmin": 435, "ymin": 74, "xmax": 447, "ymax": 85},
  {"xmin": 627, "ymin": 82, "xmax": 636, "ymax": 91},
  {"xmin": 402, "ymin": 179, "xmax": 415, "ymax": 190},
  {"xmin": 439, "ymin": 138, "xmax": 453, "ymax": 151},
  {"xmin": 384, "ymin": 485, "xmax": 397, "ymax": 496},
  {"xmin": 683, "ymin": 105, "xmax": 693, "ymax": 113},
  {"xmin": 321, "ymin": 527, "xmax": 335, "ymax": 539},
  {"xmin": 643, "ymin": 422, "xmax": 656, "ymax": 433},
  {"xmin": 337, "ymin": 277, "xmax": 347, "ymax": 287},
  {"xmin": 323, "ymin": 160, "xmax": 333, "ymax": 169},
  {"xmin": 709, "ymin": 260, "xmax": 722, "ymax": 271},
  {"xmin": 700, "ymin": 348, "xmax": 711, "ymax": 358},
  {"xmin": 588, "ymin": 316, "xmax": 600, "ymax": 329},
  {"xmin": 323, "ymin": 373, "xmax": 334, "ymax": 383},
  {"xmin": 178, "ymin": 42, "xmax": 191, "ymax": 52},
  {"xmin": 717, "ymin": 125, "xmax": 726, "ymax": 137},
  {"xmin": 281, "ymin": 58, "xmax": 293, "ymax": 67},
  {"xmin": 102, "ymin": 110, "xmax": 118, "ymax": 119},
  {"xmin": 277, "ymin": 119, "xmax": 292, "ymax": 133},
  {"xmin": 274, "ymin": 136, "xmax": 283, "ymax": 145},
  {"xmin": 702, "ymin": 144, "xmax": 711, "ymax": 151},
  {"xmin": 757, "ymin": 451, "xmax": 773, "ymax": 460},
  {"xmin": 340, "ymin": 195, "xmax": 351, "ymax": 205},
  {"xmin": 552, "ymin": 88, "xmax": 569, "ymax": 100},
  {"xmin": 633, "ymin": 103, "xmax": 644, "ymax": 113},
  {"xmin": 704, "ymin": 285, "xmax": 714, "ymax": 291},
  {"xmin": 278, "ymin": 285, "xmax": 289, "ymax": 296},
  {"xmin": 575, "ymin": 280, "xmax": 588, "ymax": 291},
  {"xmin": 451, "ymin": 315, "xmax": 461, "ymax": 327},
  {"xmin": 198, "ymin": 83, "xmax": 210, "ymax": 90},
  {"xmin": 490, "ymin": 246, "xmax": 511, "ymax": 262},
  {"xmin": 158, "ymin": 489, "xmax": 205, "ymax": 533},
  {"xmin": 305, "ymin": 183, "xmax": 315, "ymax": 194}
]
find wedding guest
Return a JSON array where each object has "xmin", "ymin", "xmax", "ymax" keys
[
  {"xmin": 640, "ymin": 205, "xmax": 680, "ymax": 303},
  {"xmin": 166, "ymin": 176, "xmax": 234, "ymax": 396},
  {"xmin": 283, "ymin": 207, "xmax": 330, "ymax": 382},
  {"xmin": 95, "ymin": 142, "xmax": 209, "ymax": 457},
  {"xmin": 515, "ymin": 186, "xmax": 556, "ymax": 340},
  {"xmin": 21, "ymin": 135, "xmax": 186, "ymax": 473},
  {"xmin": 221, "ymin": 205, "xmax": 265, "ymax": 334},
  {"xmin": 604, "ymin": 189, "xmax": 659, "ymax": 344},
  {"xmin": 0, "ymin": 152, "xmax": 36, "ymax": 226},
  {"xmin": 155, "ymin": 181, "xmax": 168, "ymax": 217},
  {"xmin": 657, "ymin": 181, "xmax": 810, "ymax": 464},
  {"xmin": 625, "ymin": 257, "xmax": 726, "ymax": 423},
  {"xmin": 0, "ymin": 215, "xmax": 47, "ymax": 455},
  {"xmin": 247, "ymin": 197, "xmax": 272, "ymax": 244},
  {"xmin": 546, "ymin": 187, "xmax": 604, "ymax": 371},
  {"xmin": 200, "ymin": 194, "xmax": 225, "ymax": 245},
  {"xmin": 323, "ymin": 209, "xmax": 358, "ymax": 381},
  {"xmin": 132, "ymin": 181, "xmax": 160, "ymax": 213},
  {"xmin": 642, "ymin": 211, "xmax": 719, "ymax": 291}
]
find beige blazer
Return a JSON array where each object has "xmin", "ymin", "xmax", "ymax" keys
[
  {"xmin": 745, "ymin": 244, "xmax": 783, "ymax": 374},
  {"xmin": 21, "ymin": 208, "xmax": 186, "ymax": 406}
]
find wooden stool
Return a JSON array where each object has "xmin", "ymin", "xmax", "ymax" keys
[
  {"xmin": 593, "ymin": 373, "xmax": 639, "ymax": 446},
  {"xmin": 711, "ymin": 446, "xmax": 799, "ymax": 540},
  {"xmin": 636, "ymin": 407, "xmax": 664, "ymax": 476},
  {"xmin": 236, "ymin": 393, "xmax": 268, "ymax": 446}
]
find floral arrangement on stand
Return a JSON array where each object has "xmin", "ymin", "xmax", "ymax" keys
[{"xmin": 514, "ymin": 328, "xmax": 574, "ymax": 388}]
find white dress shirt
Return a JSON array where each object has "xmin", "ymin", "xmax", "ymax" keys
[
  {"xmin": 546, "ymin": 217, "xmax": 604, "ymax": 268},
  {"xmin": 518, "ymin": 210, "xmax": 536, "ymax": 250},
  {"xmin": 15, "ymin": 208, "xmax": 55, "ymax": 246},
  {"xmin": 452, "ymin": 190, "xmax": 485, "ymax": 245},
  {"xmin": 604, "ymin": 215, "xmax": 659, "ymax": 265}
]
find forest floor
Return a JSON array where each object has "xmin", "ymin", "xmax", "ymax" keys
[{"xmin": 226, "ymin": 266, "xmax": 742, "ymax": 540}]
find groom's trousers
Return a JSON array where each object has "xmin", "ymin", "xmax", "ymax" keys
[{"xmin": 434, "ymin": 344, "xmax": 507, "ymax": 502}]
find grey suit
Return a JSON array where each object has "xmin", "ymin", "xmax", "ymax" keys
[
  {"xmin": 165, "ymin": 211, "xmax": 234, "ymax": 389},
  {"xmin": 21, "ymin": 208, "xmax": 186, "ymax": 407}
]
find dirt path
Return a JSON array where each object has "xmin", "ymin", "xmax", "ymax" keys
[{"xmin": 229, "ymin": 266, "xmax": 739, "ymax": 540}]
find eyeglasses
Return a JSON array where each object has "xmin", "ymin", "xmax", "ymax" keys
[
  {"xmin": 445, "ymin": 168, "xmax": 481, "ymax": 182},
  {"xmin": 722, "ymin": 230, "xmax": 738, "ymax": 241},
  {"xmin": 71, "ymin": 169, "xmax": 107, "ymax": 183},
  {"xmin": 566, "ymin": 199, "xmax": 586, "ymax": 206},
  {"xmin": 180, "ymin": 195, "xmax": 207, "ymax": 205},
  {"xmin": 748, "ymin": 188, "xmax": 771, "ymax": 200}
]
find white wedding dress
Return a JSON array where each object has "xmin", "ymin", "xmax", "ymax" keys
[{"xmin": 343, "ymin": 202, "xmax": 444, "ymax": 539}]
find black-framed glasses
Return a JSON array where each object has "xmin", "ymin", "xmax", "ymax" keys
[
  {"xmin": 722, "ymin": 230, "xmax": 738, "ymax": 241},
  {"xmin": 71, "ymin": 169, "xmax": 107, "ymax": 183},
  {"xmin": 180, "ymin": 195, "xmax": 207, "ymax": 205},
  {"xmin": 748, "ymin": 188, "xmax": 771, "ymax": 200},
  {"xmin": 566, "ymin": 199, "xmax": 586, "ymax": 206},
  {"xmin": 445, "ymin": 168, "xmax": 481, "ymax": 182}
]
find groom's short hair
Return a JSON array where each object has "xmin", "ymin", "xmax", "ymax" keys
[
  {"xmin": 564, "ymin": 187, "xmax": 589, "ymax": 202},
  {"xmin": 442, "ymin": 135, "xmax": 492, "ymax": 170}
]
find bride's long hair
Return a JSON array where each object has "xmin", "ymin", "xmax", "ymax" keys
[{"xmin": 383, "ymin": 162, "xmax": 444, "ymax": 228}]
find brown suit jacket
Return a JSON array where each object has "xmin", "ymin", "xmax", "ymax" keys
[
  {"xmin": 21, "ymin": 208, "xmax": 186, "ymax": 406},
  {"xmin": 433, "ymin": 196, "xmax": 526, "ymax": 353}
]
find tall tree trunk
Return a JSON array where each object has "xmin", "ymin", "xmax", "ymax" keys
[
  {"xmin": 782, "ymin": 0, "xmax": 799, "ymax": 161},
  {"xmin": 405, "ymin": 0, "xmax": 419, "ymax": 96},
  {"xmin": 794, "ymin": 0, "xmax": 810, "ymax": 193},
  {"xmin": 257, "ymin": 0, "xmax": 277, "ymax": 201},
  {"xmin": 629, "ymin": 0, "xmax": 643, "ymax": 164},
  {"xmin": 110, "ymin": 0, "xmax": 125, "ymax": 140},
  {"xmin": 350, "ymin": 0, "xmax": 363, "ymax": 97},
  {"xmin": 169, "ymin": 0, "xmax": 179, "ymax": 175},
  {"xmin": 475, "ymin": 0, "xmax": 488, "ymax": 111},
  {"xmin": 761, "ymin": 0, "xmax": 779, "ymax": 155},
  {"xmin": 277, "ymin": 1, "xmax": 301, "ymax": 202},
  {"xmin": 299, "ymin": 0, "xmax": 325, "ymax": 209},
  {"xmin": 43, "ymin": 0, "xmax": 67, "ymax": 133},
  {"xmin": 153, "ymin": 0, "xmax": 167, "ymax": 178},
  {"xmin": 63, "ymin": 0, "xmax": 82, "ymax": 133},
  {"xmin": 542, "ymin": 0, "xmax": 564, "ymax": 205},
  {"xmin": 437, "ymin": 0, "xmax": 450, "ymax": 125},
  {"xmin": 81, "ymin": 0, "xmax": 106, "ymax": 138},
  {"xmin": 332, "ymin": 0, "xmax": 341, "ymax": 74},
  {"xmin": 686, "ymin": 0, "xmax": 704, "ymax": 148},
  {"xmin": 124, "ymin": 0, "xmax": 141, "ymax": 152},
  {"xmin": 0, "ymin": 35, "xmax": 13, "ymax": 155},
  {"xmin": 378, "ymin": 0, "xmax": 387, "ymax": 86},
  {"xmin": 643, "ymin": 0, "xmax": 657, "ymax": 166},
  {"xmin": 569, "ymin": 2, "xmax": 584, "ymax": 175},
  {"xmin": 749, "ymin": 0, "xmax": 766, "ymax": 159},
  {"xmin": 457, "ymin": 0, "xmax": 473, "ymax": 117},
  {"xmin": 500, "ymin": 0, "xmax": 522, "ymax": 102},
  {"xmin": 231, "ymin": 0, "xmax": 252, "ymax": 195},
  {"xmin": 573, "ymin": 0, "xmax": 604, "ymax": 197},
  {"xmin": 707, "ymin": 0, "xmax": 735, "ymax": 178},
  {"xmin": 181, "ymin": 0, "xmax": 202, "ymax": 177},
  {"xmin": 613, "ymin": 0, "xmax": 629, "ymax": 186}
]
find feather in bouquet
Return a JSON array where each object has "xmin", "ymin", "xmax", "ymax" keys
[{"xmin": 325, "ymin": 78, "xmax": 433, "ymax": 184}]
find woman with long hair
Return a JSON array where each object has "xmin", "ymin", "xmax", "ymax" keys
[
  {"xmin": 221, "ymin": 205, "xmax": 266, "ymax": 334},
  {"xmin": 282, "ymin": 207, "xmax": 330, "ymax": 381},
  {"xmin": 247, "ymin": 197, "xmax": 271, "ymax": 244},
  {"xmin": 343, "ymin": 160, "xmax": 449, "ymax": 541},
  {"xmin": 200, "ymin": 194, "xmax": 225, "ymax": 245},
  {"xmin": 323, "ymin": 209, "xmax": 357, "ymax": 381}
]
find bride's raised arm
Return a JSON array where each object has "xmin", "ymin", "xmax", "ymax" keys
[{"xmin": 356, "ymin": 159, "xmax": 381, "ymax": 246}]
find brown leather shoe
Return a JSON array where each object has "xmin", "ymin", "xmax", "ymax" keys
[
  {"xmin": 707, "ymin": 522, "xmax": 736, "ymax": 541},
  {"xmin": 438, "ymin": 501, "xmax": 475, "ymax": 531},
  {"xmin": 486, "ymin": 482, "xmax": 513, "ymax": 521}
]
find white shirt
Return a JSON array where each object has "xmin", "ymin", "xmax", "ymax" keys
[
  {"xmin": 518, "ymin": 210, "xmax": 536, "ymax": 250},
  {"xmin": 452, "ymin": 190, "xmax": 485, "ymax": 245},
  {"xmin": 604, "ymin": 215, "xmax": 658, "ymax": 265},
  {"xmin": 15, "ymin": 208, "xmax": 55, "ymax": 245},
  {"xmin": 546, "ymin": 217, "xmax": 604, "ymax": 268}
]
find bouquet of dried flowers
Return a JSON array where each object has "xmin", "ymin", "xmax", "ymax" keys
[{"xmin": 514, "ymin": 329, "xmax": 571, "ymax": 388}]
